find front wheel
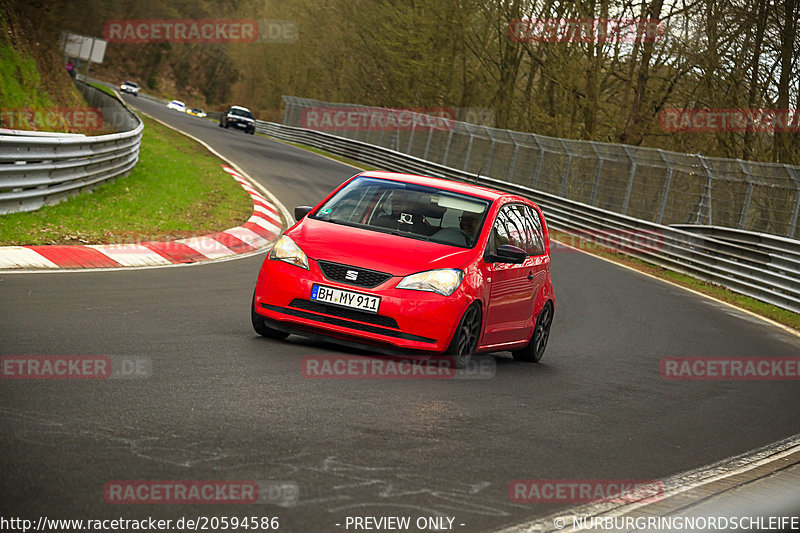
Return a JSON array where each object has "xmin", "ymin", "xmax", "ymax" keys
[
  {"xmin": 513, "ymin": 301, "xmax": 553, "ymax": 363},
  {"xmin": 251, "ymin": 291, "xmax": 289, "ymax": 340},
  {"xmin": 445, "ymin": 303, "xmax": 482, "ymax": 369}
]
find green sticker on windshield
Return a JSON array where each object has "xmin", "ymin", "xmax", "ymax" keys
[{"xmin": 319, "ymin": 208, "xmax": 332, "ymax": 215}]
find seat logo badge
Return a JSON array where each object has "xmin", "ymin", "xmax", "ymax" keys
[{"xmin": 345, "ymin": 270, "xmax": 359, "ymax": 281}]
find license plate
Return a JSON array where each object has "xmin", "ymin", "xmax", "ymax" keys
[{"xmin": 310, "ymin": 284, "xmax": 380, "ymax": 314}]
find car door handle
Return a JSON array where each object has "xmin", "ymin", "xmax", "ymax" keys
[{"xmin": 527, "ymin": 272, "xmax": 535, "ymax": 281}]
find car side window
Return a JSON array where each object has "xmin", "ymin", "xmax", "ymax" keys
[
  {"xmin": 489, "ymin": 205, "xmax": 522, "ymax": 253},
  {"xmin": 524, "ymin": 206, "xmax": 546, "ymax": 256},
  {"xmin": 488, "ymin": 204, "xmax": 546, "ymax": 258}
]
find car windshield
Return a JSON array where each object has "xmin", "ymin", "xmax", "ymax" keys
[
  {"xmin": 191, "ymin": 108, "xmax": 202, "ymax": 113},
  {"xmin": 310, "ymin": 177, "xmax": 491, "ymax": 248},
  {"xmin": 231, "ymin": 108, "xmax": 253, "ymax": 118},
  {"xmin": 124, "ymin": 81, "xmax": 138, "ymax": 87}
]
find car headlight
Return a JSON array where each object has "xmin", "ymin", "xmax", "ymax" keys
[
  {"xmin": 269, "ymin": 235, "xmax": 309, "ymax": 269},
  {"xmin": 396, "ymin": 269, "xmax": 463, "ymax": 296}
]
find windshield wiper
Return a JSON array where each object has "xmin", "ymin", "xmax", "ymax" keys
[{"xmin": 390, "ymin": 231, "xmax": 431, "ymax": 242}]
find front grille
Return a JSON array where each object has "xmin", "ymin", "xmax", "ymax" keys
[
  {"xmin": 317, "ymin": 261, "xmax": 392, "ymax": 288},
  {"xmin": 289, "ymin": 299, "xmax": 399, "ymax": 329}
]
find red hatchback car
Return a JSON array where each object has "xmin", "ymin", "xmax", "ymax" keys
[{"xmin": 251, "ymin": 171, "xmax": 554, "ymax": 367}]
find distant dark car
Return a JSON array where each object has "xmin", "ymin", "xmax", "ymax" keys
[
  {"xmin": 119, "ymin": 81, "xmax": 139, "ymax": 96},
  {"xmin": 219, "ymin": 106, "xmax": 255, "ymax": 134}
]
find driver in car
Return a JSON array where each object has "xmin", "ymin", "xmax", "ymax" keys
[
  {"xmin": 374, "ymin": 190, "xmax": 435, "ymax": 236},
  {"xmin": 459, "ymin": 211, "xmax": 481, "ymax": 242}
]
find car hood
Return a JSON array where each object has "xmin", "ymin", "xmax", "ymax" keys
[
  {"xmin": 289, "ymin": 217, "xmax": 477, "ymax": 276},
  {"xmin": 230, "ymin": 115, "xmax": 254, "ymax": 122}
]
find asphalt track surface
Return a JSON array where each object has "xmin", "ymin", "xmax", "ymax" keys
[{"xmin": 1, "ymin": 93, "xmax": 799, "ymax": 532}]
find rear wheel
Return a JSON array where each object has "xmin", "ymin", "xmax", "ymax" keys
[
  {"xmin": 513, "ymin": 301, "xmax": 553, "ymax": 363},
  {"xmin": 251, "ymin": 291, "xmax": 289, "ymax": 340},
  {"xmin": 445, "ymin": 303, "xmax": 481, "ymax": 369}
]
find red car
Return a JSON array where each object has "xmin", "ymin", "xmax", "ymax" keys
[{"xmin": 251, "ymin": 171, "xmax": 554, "ymax": 367}]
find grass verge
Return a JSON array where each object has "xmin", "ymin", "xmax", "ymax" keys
[
  {"xmin": 0, "ymin": 112, "xmax": 254, "ymax": 246},
  {"xmin": 88, "ymin": 82, "xmax": 117, "ymax": 98}
]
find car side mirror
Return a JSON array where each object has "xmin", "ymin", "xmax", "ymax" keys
[
  {"xmin": 487, "ymin": 244, "xmax": 527, "ymax": 264},
  {"xmin": 294, "ymin": 205, "xmax": 314, "ymax": 220}
]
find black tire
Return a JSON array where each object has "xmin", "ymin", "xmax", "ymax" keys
[
  {"xmin": 251, "ymin": 291, "xmax": 289, "ymax": 340},
  {"xmin": 512, "ymin": 301, "xmax": 553, "ymax": 363},
  {"xmin": 445, "ymin": 303, "xmax": 482, "ymax": 369},
  {"xmin": 218, "ymin": 121, "xmax": 223, "ymax": 127}
]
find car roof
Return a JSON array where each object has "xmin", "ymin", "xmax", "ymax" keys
[
  {"xmin": 354, "ymin": 171, "xmax": 515, "ymax": 202},
  {"xmin": 230, "ymin": 105, "xmax": 251, "ymax": 112},
  {"xmin": 123, "ymin": 81, "xmax": 138, "ymax": 85}
]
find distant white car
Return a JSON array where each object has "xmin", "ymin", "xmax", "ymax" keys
[
  {"xmin": 167, "ymin": 100, "xmax": 186, "ymax": 112},
  {"xmin": 119, "ymin": 81, "xmax": 139, "ymax": 96}
]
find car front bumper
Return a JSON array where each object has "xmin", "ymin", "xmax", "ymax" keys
[
  {"xmin": 227, "ymin": 119, "xmax": 254, "ymax": 131},
  {"xmin": 253, "ymin": 258, "xmax": 469, "ymax": 353}
]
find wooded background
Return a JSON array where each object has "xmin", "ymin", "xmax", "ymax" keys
[{"xmin": 7, "ymin": 0, "xmax": 799, "ymax": 164}]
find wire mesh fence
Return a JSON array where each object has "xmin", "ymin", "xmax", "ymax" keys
[{"xmin": 282, "ymin": 96, "xmax": 800, "ymax": 240}]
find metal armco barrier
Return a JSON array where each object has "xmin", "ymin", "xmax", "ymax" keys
[
  {"xmin": 282, "ymin": 96, "xmax": 800, "ymax": 241},
  {"xmin": 255, "ymin": 120, "xmax": 800, "ymax": 314},
  {"xmin": 0, "ymin": 82, "xmax": 143, "ymax": 214}
]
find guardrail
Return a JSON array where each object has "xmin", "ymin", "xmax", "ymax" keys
[
  {"xmin": 0, "ymin": 81, "xmax": 143, "ymax": 214},
  {"xmin": 255, "ymin": 120, "xmax": 800, "ymax": 314},
  {"xmin": 282, "ymin": 96, "xmax": 800, "ymax": 241}
]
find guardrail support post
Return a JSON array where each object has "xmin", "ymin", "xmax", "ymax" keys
[
  {"xmin": 737, "ymin": 159, "xmax": 755, "ymax": 230},
  {"xmin": 589, "ymin": 142, "xmax": 603, "ymax": 206},
  {"xmin": 442, "ymin": 127, "xmax": 455, "ymax": 166},
  {"xmin": 787, "ymin": 165, "xmax": 800, "ymax": 239},
  {"xmin": 622, "ymin": 146, "xmax": 637, "ymax": 215},
  {"xmin": 484, "ymin": 127, "xmax": 497, "ymax": 177},
  {"xmin": 656, "ymin": 150, "xmax": 673, "ymax": 224},
  {"xmin": 560, "ymin": 144, "xmax": 573, "ymax": 196},
  {"xmin": 423, "ymin": 123, "xmax": 435, "ymax": 161},
  {"xmin": 463, "ymin": 125, "xmax": 474, "ymax": 171},
  {"xmin": 697, "ymin": 154, "xmax": 714, "ymax": 225},
  {"xmin": 506, "ymin": 134, "xmax": 519, "ymax": 183},
  {"xmin": 406, "ymin": 111, "xmax": 417, "ymax": 155},
  {"xmin": 531, "ymin": 135, "xmax": 544, "ymax": 189}
]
